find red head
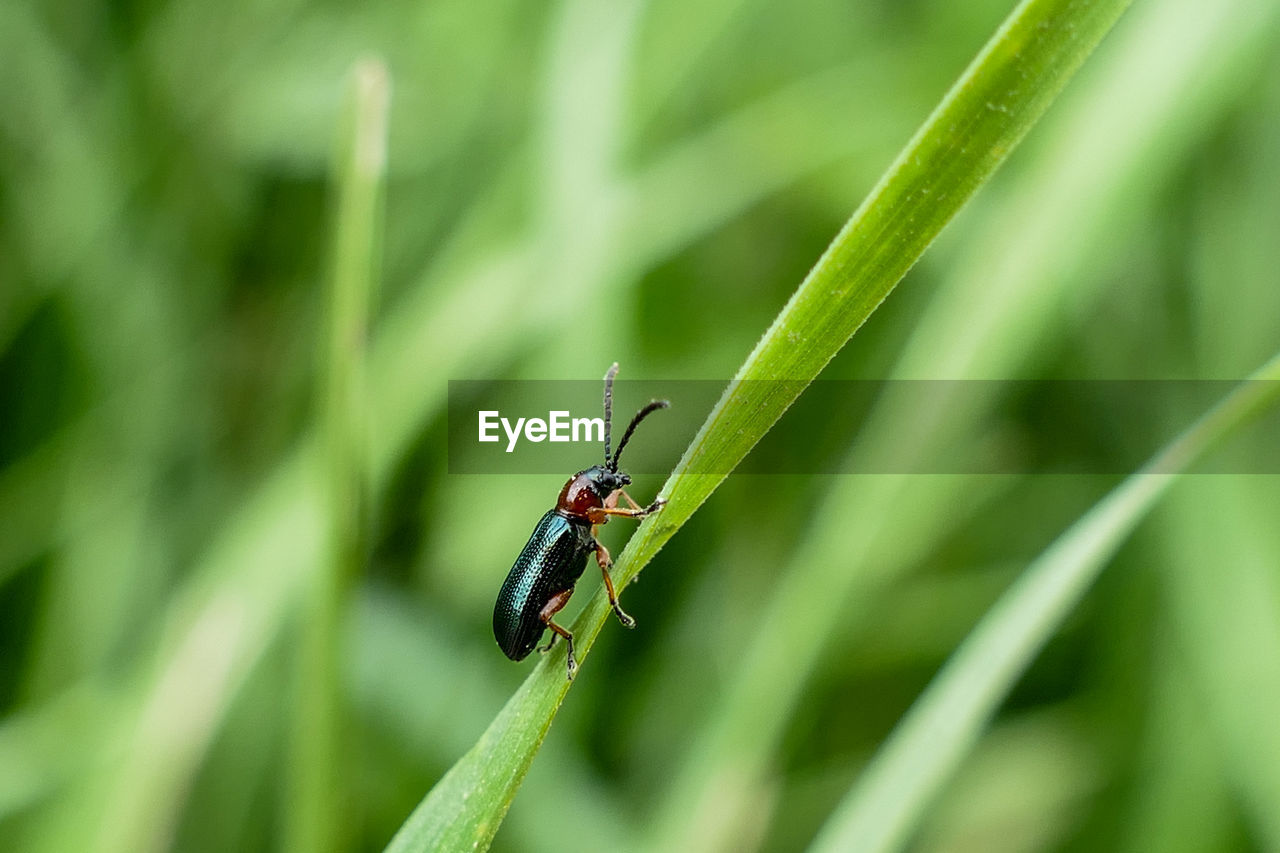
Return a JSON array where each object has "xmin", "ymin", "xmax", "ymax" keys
[{"xmin": 556, "ymin": 465, "xmax": 629, "ymax": 518}]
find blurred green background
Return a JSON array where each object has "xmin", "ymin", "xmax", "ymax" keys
[{"xmin": 3, "ymin": 0, "xmax": 1280, "ymax": 851}]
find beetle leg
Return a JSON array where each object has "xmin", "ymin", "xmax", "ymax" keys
[
  {"xmin": 616, "ymin": 489, "xmax": 644, "ymax": 511},
  {"xmin": 620, "ymin": 488, "xmax": 667, "ymax": 515},
  {"xmin": 545, "ymin": 621, "xmax": 576, "ymax": 679},
  {"xmin": 586, "ymin": 499, "xmax": 665, "ymax": 524},
  {"xmin": 640, "ymin": 495, "xmax": 668, "ymax": 515},
  {"xmin": 591, "ymin": 491, "xmax": 623, "ymax": 537},
  {"xmin": 593, "ymin": 539, "xmax": 636, "ymax": 629},
  {"xmin": 538, "ymin": 588, "xmax": 578, "ymax": 679}
]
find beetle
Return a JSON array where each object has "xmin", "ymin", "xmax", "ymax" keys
[{"xmin": 493, "ymin": 363, "xmax": 668, "ymax": 680}]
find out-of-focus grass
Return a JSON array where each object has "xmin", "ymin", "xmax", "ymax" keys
[
  {"xmin": 386, "ymin": 0, "xmax": 1136, "ymax": 848},
  {"xmin": 810, "ymin": 349, "xmax": 1280, "ymax": 853},
  {"xmin": 286, "ymin": 59, "xmax": 388, "ymax": 853},
  {"xmin": 1158, "ymin": 477, "xmax": 1280, "ymax": 850},
  {"xmin": 1, "ymin": 0, "xmax": 1279, "ymax": 852}
]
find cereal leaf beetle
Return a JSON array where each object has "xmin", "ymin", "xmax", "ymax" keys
[{"xmin": 492, "ymin": 363, "xmax": 667, "ymax": 680}]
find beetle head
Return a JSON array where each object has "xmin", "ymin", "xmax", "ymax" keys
[{"xmin": 581, "ymin": 464, "xmax": 629, "ymax": 498}]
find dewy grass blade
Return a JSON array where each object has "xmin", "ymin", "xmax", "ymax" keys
[
  {"xmin": 386, "ymin": 0, "xmax": 1135, "ymax": 849},
  {"xmin": 807, "ymin": 350, "xmax": 1280, "ymax": 853}
]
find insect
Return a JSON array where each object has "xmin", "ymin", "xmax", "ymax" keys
[{"xmin": 493, "ymin": 363, "xmax": 668, "ymax": 680}]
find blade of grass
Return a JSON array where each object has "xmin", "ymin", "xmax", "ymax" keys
[
  {"xmin": 349, "ymin": 589, "xmax": 635, "ymax": 853},
  {"xmin": 385, "ymin": 0, "xmax": 1136, "ymax": 848},
  {"xmin": 285, "ymin": 59, "xmax": 389, "ymax": 853},
  {"xmin": 644, "ymin": 0, "xmax": 1280, "ymax": 845},
  {"xmin": 910, "ymin": 710, "xmax": 1102, "ymax": 853},
  {"xmin": 807, "ymin": 351, "xmax": 1280, "ymax": 853}
]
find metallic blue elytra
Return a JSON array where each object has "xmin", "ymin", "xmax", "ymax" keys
[{"xmin": 493, "ymin": 510, "xmax": 596, "ymax": 661}]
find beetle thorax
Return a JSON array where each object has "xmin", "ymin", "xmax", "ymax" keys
[
  {"xmin": 555, "ymin": 465, "xmax": 628, "ymax": 518},
  {"xmin": 556, "ymin": 473, "xmax": 603, "ymax": 517}
]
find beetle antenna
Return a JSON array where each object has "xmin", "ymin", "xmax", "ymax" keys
[
  {"xmin": 602, "ymin": 362, "xmax": 619, "ymax": 466},
  {"xmin": 611, "ymin": 400, "xmax": 669, "ymax": 471}
]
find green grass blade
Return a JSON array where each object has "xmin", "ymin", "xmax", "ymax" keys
[
  {"xmin": 807, "ymin": 350, "xmax": 1280, "ymax": 853},
  {"xmin": 644, "ymin": 0, "xmax": 1280, "ymax": 846},
  {"xmin": 385, "ymin": 0, "xmax": 1135, "ymax": 848},
  {"xmin": 285, "ymin": 58, "xmax": 389, "ymax": 853}
]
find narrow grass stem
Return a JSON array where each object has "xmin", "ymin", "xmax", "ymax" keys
[{"xmin": 285, "ymin": 58, "xmax": 389, "ymax": 853}]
